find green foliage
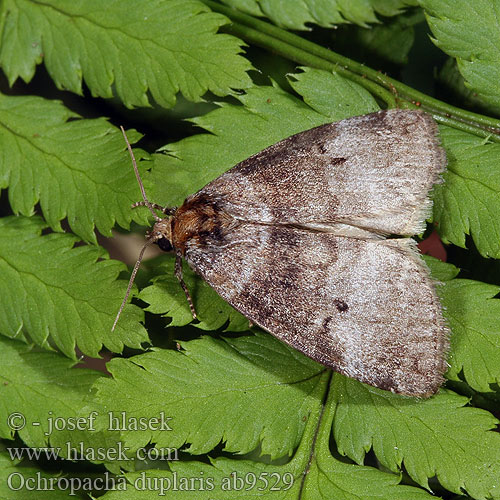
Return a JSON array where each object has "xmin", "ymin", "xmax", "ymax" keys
[
  {"xmin": 0, "ymin": 452, "xmax": 70, "ymax": 499},
  {"xmin": 433, "ymin": 126, "xmax": 500, "ymax": 258},
  {"xmin": 332, "ymin": 379, "xmax": 500, "ymax": 499},
  {"xmin": 0, "ymin": 216, "xmax": 147, "ymax": 358},
  {"xmin": 95, "ymin": 332, "xmax": 324, "ymax": 458},
  {"xmin": 0, "ymin": 96, "xmax": 151, "ymax": 242},
  {"xmin": 334, "ymin": 8, "xmax": 424, "ymax": 65},
  {"xmin": 0, "ymin": 1, "xmax": 499, "ymax": 499},
  {"xmin": 220, "ymin": 0, "xmax": 419, "ymax": 29},
  {"xmin": 423, "ymin": 0, "xmax": 500, "ymax": 109},
  {"xmin": 0, "ymin": 337, "xmax": 102, "ymax": 445},
  {"xmin": 0, "ymin": 0, "xmax": 252, "ymax": 107},
  {"xmin": 139, "ymin": 255, "xmax": 250, "ymax": 330},
  {"xmin": 438, "ymin": 58, "xmax": 500, "ymax": 115},
  {"xmin": 440, "ymin": 279, "xmax": 500, "ymax": 392}
]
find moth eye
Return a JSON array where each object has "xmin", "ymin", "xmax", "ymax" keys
[{"xmin": 156, "ymin": 238, "xmax": 173, "ymax": 252}]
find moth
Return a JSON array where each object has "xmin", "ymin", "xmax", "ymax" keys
[{"xmin": 114, "ymin": 109, "xmax": 449, "ymax": 397}]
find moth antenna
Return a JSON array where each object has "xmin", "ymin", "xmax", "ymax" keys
[
  {"xmin": 132, "ymin": 201, "xmax": 176, "ymax": 216},
  {"xmin": 111, "ymin": 238, "xmax": 154, "ymax": 332},
  {"xmin": 120, "ymin": 126, "xmax": 161, "ymax": 222}
]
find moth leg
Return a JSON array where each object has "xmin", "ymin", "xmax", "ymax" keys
[
  {"xmin": 132, "ymin": 201, "xmax": 176, "ymax": 215},
  {"xmin": 175, "ymin": 252, "xmax": 198, "ymax": 320}
]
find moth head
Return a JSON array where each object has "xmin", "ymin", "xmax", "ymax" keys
[
  {"xmin": 112, "ymin": 126, "xmax": 175, "ymax": 332},
  {"xmin": 149, "ymin": 218, "xmax": 173, "ymax": 252}
]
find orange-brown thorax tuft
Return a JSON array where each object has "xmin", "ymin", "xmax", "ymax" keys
[{"xmin": 171, "ymin": 194, "xmax": 233, "ymax": 255}]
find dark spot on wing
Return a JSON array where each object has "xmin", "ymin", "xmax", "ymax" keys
[
  {"xmin": 330, "ymin": 157, "xmax": 346, "ymax": 166},
  {"xmin": 333, "ymin": 299, "xmax": 349, "ymax": 312},
  {"xmin": 411, "ymin": 357, "xmax": 426, "ymax": 377},
  {"xmin": 198, "ymin": 223, "xmax": 223, "ymax": 246},
  {"xmin": 313, "ymin": 142, "xmax": 329, "ymax": 154},
  {"xmin": 269, "ymin": 225, "xmax": 301, "ymax": 249},
  {"xmin": 322, "ymin": 316, "xmax": 333, "ymax": 332},
  {"xmin": 373, "ymin": 374, "xmax": 396, "ymax": 392},
  {"xmin": 239, "ymin": 289, "xmax": 265, "ymax": 317},
  {"xmin": 236, "ymin": 147, "xmax": 285, "ymax": 176},
  {"xmin": 372, "ymin": 110, "xmax": 390, "ymax": 128}
]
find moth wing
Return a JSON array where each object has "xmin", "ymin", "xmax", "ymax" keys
[
  {"xmin": 185, "ymin": 223, "xmax": 448, "ymax": 397},
  {"xmin": 195, "ymin": 109, "xmax": 445, "ymax": 236}
]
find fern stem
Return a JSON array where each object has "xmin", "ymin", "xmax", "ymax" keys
[
  {"xmin": 222, "ymin": 20, "xmax": 397, "ymax": 107},
  {"xmin": 202, "ymin": 0, "xmax": 500, "ymax": 142}
]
